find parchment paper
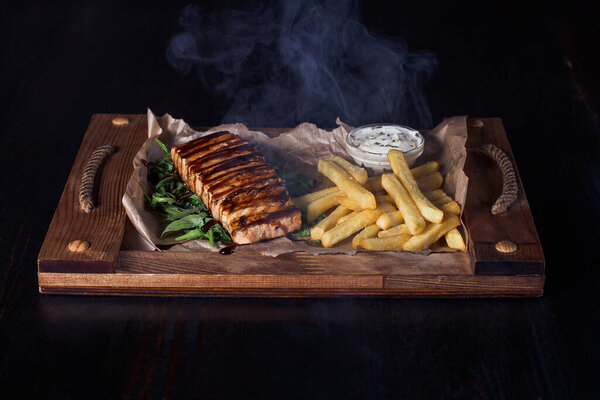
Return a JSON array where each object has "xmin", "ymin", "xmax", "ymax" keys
[{"xmin": 122, "ymin": 109, "xmax": 468, "ymax": 256}]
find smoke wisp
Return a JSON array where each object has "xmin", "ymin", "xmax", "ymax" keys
[{"xmin": 167, "ymin": 0, "xmax": 437, "ymax": 128}]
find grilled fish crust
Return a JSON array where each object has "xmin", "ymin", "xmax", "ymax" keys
[{"xmin": 171, "ymin": 132, "xmax": 301, "ymax": 244}]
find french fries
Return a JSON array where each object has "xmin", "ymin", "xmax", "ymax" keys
[
  {"xmin": 364, "ymin": 175, "xmax": 385, "ymax": 193},
  {"xmin": 324, "ymin": 156, "xmax": 368, "ymax": 184},
  {"xmin": 410, "ymin": 161, "xmax": 439, "ymax": 178},
  {"xmin": 336, "ymin": 195, "xmax": 363, "ymax": 211},
  {"xmin": 423, "ymin": 189, "xmax": 445, "ymax": 202},
  {"xmin": 337, "ymin": 210, "xmax": 359, "ymax": 225},
  {"xmin": 321, "ymin": 208, "xmax": 383, "ymax": 248},
  {"xmin": 438, "ymin": 200, "xmax": 461, "ymax": 215},
  {"xmin": 359, "ymin": 234, "xmax": 412, "ymax": 250},
  {"xmin": 318, "ymin": 160, "xmax": 376, "ymax": 210},
  {"xmin": 363, "ymin": 163, "xmax": 440, "ymax": 193},
  {"xmin": 388, "ymin": 150, "xmax": 443, "ymax": 224},
  {"xmin": 298, "ymin": 151, "xmax": 466, "ymax": 252},
  {"xmin": 337, "ymin": 194, "xmax": 393, "ymax": 211},
  {"xmin": 293, "ymin": 187, "xmax": 339, "ymax": 211},
  {"xmin": 381, "ymin": 173, "xmax": 426, "ymax": 235},
  {"xmin": 377, "ymin": 224, "xmax": 410, "ymax": 238},
  {"xmin": 310, "ymin": 205, "xmax": 351, "ymax": 241},
  {"xmin": 415, "ymin": 171, "xmax": 443, "ymax": 192},
  {"xmin": 432, "ymin": 193, "xmax": 461, "ymax": 215},
  {"xmin": 305, "ymin": 190, "xmax": 340, "ymax": 223},
  {"xmin": 352, "ymin": 224, "xmax": 380, "ymax": 248},
  {"xmin": 402, "ymin": 214, "xmax": 461, "ymax": 251},
  {"xmin": 445, "ymin": 228, "xmax": 466, "ymax": 250},
  {"xmin": 376, "ymin": 210, "xmax": 404, "ymax": 230}
]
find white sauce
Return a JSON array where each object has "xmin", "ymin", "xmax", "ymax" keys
[{"xmin": 348, "ymin": 125, "xmax": 421, "ymax": 155}]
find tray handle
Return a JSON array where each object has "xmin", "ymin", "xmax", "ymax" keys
[
  {"xmin": 79, "ymin": 144, "xmax": 116, "ymax": 213},
  {"xmin": 476, "ymin": 144, "xmax": 518, "ymax": 215}
]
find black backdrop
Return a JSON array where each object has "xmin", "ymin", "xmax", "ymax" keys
[{"xmin": 1, "ymin": 1, "xmax": 599, "ymax": 398}]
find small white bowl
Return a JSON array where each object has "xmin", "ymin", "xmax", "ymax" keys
[{"xmin": 344, "ymin": 124, "xmax": 425, "ymax": 174}]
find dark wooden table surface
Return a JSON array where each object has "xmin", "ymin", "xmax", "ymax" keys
[{"xmin": 2, "ymin": 0, "xmax": 599, "ymax": 398}]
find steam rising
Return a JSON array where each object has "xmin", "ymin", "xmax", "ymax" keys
[{"xmin": 167, "ymin": 1, "xmax": 437, "ymax": 128}]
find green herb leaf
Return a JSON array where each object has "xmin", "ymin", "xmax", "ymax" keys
[
  {"xmin": 162, "ymin": 219, "xmax": 198, "ymax": 236},
  {"xmin": 145, "ymin": 147, "xmax": 232, "ymax": 247},
  {"xmin": 155, "ymin": 138, "xmax": 170, "ymax": 155},
  {"xmin": 175, "ymin": 229, "xmax": 204, "ymax": 241}
]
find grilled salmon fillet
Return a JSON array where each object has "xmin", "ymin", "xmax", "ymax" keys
[{"xmin": 170, "ymin": 131, "xmax": 301, "ymax": 244}]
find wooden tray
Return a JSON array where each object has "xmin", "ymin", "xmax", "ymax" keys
[{"xmin": 37, "ymin": 115, "xmax": 544, "ymax": 297}]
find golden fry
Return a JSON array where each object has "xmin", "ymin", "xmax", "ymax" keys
[
  {"xmin": 377, "ymin": 224, "xmax": 411, "ymax": 238},
  {"xmin": 336, "ymin": 195, "xmax": 363, "ymax": 211},
  {"xmin": 415, "ymin": 172, "xmax": 443, "ymax": 192},
  {"xmin": 292, "ymin": 187, "xmax": 339, "ymax": 211},
  {"xmin": 445, "ymin": 227, "xmax": 466, "ymax": 250},
  {"xmin": 402, "ymin": 214, "xmax": 461, "ymax": 251},
  {"xmin": 352, "ymin": 224, "xmax": 380, "ymax": 248},
  {"xmin": 410, "ymin": 161, "xmax": 439, "ymax": 179},
  {"xmin": 388, "ymin": 149, "xmax": 443, "ymax": 224},
  {"xmin": 381, "ymin": 173, "xmax": 426, "ymax": 235},
  {"xmin": 359, "ymin": 234, "xmax": 412, "ymax": 250},
  {"xmin": 318, "ymin": 160, "xmax": 376, "ymax": 210},
  {"xmin": 305, "ymin": 190, "xmax": 340, "ymax": 223},
  {"xmin": 310, "ymin": 205, "xmax": 351, "ymax": 241},
  {"xmin": 431, "ymin": 192, "xmax": 453, "ymax": 206},
  {"xmin": 324, "ymin": 156, "xmax": 368, "ymax": 184},
  {"xmin": 376, "ymin": 210, "xmax": 404, "ymax": 230},
  {"xmin": 337, "ymin": 210, "xmax": 359, "ymax": 225},
  {"xmin": 423, "ymin": 189, "xmax": 445, "ymax": 202},
  {"xmin": 337, "ymin": 194, "xmax": 393, "ymax": 211},
  {"xmin": 321, "ymin": 208, "xmax": 382, "ymax": 248},
  {"xmin": 439, "ymin": 201, "xmax": 461, "ymax": 215},
  {"xmin": 430, "ymin": 193, "xmax": 461, "ymax": 214},
  {"xmin": 363, "ymin": 161, "xmax": 440, "ymax": 193}
]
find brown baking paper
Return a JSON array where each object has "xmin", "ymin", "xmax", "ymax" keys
[{"xmin": 122, "ymin": 110, "xmax": 468, "ymax": 256}]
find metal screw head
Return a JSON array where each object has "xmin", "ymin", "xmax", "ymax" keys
[
  {"xmin": 68, "ymin": 240, "xmax": 90, "ymax": 252},
  {"xmin": 495, "ymin": 240, "xmax": 517, "ymax": 253},
  {"xmin": 112, "ymin": 117, "xmax": 129, "ymax": 126}
]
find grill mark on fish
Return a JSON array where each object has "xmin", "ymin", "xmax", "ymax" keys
[
  {"xmin": 171, "ymin": 131, "xmax": 301, "ymax": 244},
  {"xmin": 231, "ymin": 207, "xmax": 299, "ymax": 234},
  {"xmin": 180, "ymin": 136, "xmax": 244, "ymax": 180},
  {"xmin": 203, "ymin": 165, "xmax": 274, "ymax": 198},
  {"xmin": 210, "ymin": 175, "xmax": 282, "ymax": 215},
  {"xmin": 174, "ymin": 131, "xmax": 231, "ymax": 157},
  {"xmin": 220, "ymin": 184, "xmax": 288, "ymax": 220}
]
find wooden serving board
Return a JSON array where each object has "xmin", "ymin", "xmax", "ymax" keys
[{"xmin": 37, "ymin": 115, "xmax": 544, "ymax": 297}]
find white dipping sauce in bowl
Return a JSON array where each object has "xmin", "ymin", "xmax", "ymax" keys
[{"xmin": 345, "ymin": 124, "xmax": 424, "ymax": 174}]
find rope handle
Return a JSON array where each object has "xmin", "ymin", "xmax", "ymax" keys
[
  {"xmin": 477, "ymin": 144, "xmax": 518, "ymax": 215},
  {"xmin": 79, "ymin": 144, "xmax": 116, "ymax": 213}
]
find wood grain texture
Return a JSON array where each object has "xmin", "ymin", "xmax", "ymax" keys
[
  {"xmin": 463, "ymin": 118, "xmax": 545, "ymax": 275},
  {"xmin": 37, "ymin": 114, "xmax": 148, "ymax": 273},
  {"xmin": 115, "ymin": 250, "xmax": 472, "ymax": 276},
  {"xmin": 37, "ymin": 272, "xmax": 543, "ymax": 297}
]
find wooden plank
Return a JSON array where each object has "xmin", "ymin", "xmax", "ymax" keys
[
  {"xmin": 384, "ymin": 275, "xmax": 544, "ymax": 296},
  {"xmin": 114, "ymin": 250, "xmax": 472, "ymax": 276},
  {"xmin": 37, "ymin": 273, "xmax": 543, "ymax": 297},
  {"xmin": 37, "ymin": 114, "xmax": 148, "ymax": 273},
  {"xmin": 463, "ymin": 118, "xmax": 545, "ymax": 275}
]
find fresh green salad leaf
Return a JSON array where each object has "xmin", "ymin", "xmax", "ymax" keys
[{"xmin": 145, "ymin": 139, "xmax": 231, "ymax": 247}]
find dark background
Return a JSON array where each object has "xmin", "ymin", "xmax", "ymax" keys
[{"xmin": 2, "ymin": 0, "xmax": 599, "ymax": 398}]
